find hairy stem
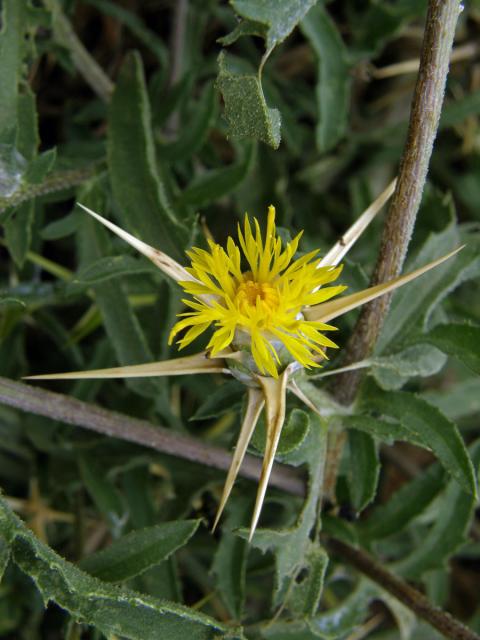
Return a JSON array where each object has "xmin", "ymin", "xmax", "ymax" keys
[
  {"xmin": 325, "ymin": 0, "xmax": 462, "ymax": 497},
  {"xmin": 328, "ymin": 538, "xmax": 480, "ymax": 640},
  {"xmin": 0, "ymin": 377, "xmax": 304, "ymax": 497},
  {"xmin": 0, "ymin": 166, "xmax": 99, "ymax": 219},
  {"xmin": 336, "ymin": 0, "xmax": 462, "ymax": 405}
]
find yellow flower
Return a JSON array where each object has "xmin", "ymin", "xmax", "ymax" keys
[
  {"xmin": 169, "ymin": 206, "xmax": 345, "ymax": 377},
  {"xmin": 26, "ymin": 179, "xmax": 462, "ymax": 539}
]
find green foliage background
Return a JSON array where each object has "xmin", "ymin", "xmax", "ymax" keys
[{"xmin": 0, "ymin": 0, "xmax": 480, "ymax": 638}]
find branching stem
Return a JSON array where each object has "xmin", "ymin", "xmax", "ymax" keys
[
  {"xmin": 328, "ymin": 537, "xmax": 480, "ymax": 640},
  {"xmin": 0, "ymin": 376, "xmax": 304, "ymax": 498}
]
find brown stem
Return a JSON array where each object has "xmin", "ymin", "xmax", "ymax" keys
[
  {"xmin": 335, "ymin": 0, "xmax": 462, "ymax": 406},
  {"xmin": 0, "ymin": 377, "xmax": 304, "ymax": 498},
  {"xmin": 328, "ymin": 538, "xmax": 480, "ymax": 640},
  {"xmin": 324, "ymin": 0, "xmax": 462, "ymax": 497}
]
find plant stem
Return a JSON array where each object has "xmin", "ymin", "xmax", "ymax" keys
[
  {"xmin": 0, "ymin": 377, "xmax": 305, "ymax": 498},
  {"xmin": 328, "ymin": 537, "xmax": 480, "ymax": 640},
  {"xmin": 325, "ymin": 0, "xmax": 462, "ymax": 497},
  {"xmin": 335, "ymin": 0, "xmax": 462, "ymax": 406},
  {"xmin": 0, "ymin": 166, "xmax": 99, "ymax": 218}
]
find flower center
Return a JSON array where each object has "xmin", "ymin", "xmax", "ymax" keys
[{"xmin": 236, "ymin": 275, "xmax": 279, "ymax": 312}]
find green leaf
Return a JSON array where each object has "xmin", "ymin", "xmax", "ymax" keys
[
  {"xmin": 300, "ymin": 5, "xmax": 351, "ymax": 152},
  {"xmin": 362, "ymin": 386, "xmax": 477, "ymax": 497},
  {"xmin": 412, "ymin": 323, "xmax": 480, "ymax": 374},
  {"xmin": 77, "ymin": 181, "xmax": 162, "ymax": 399},
  {"xmin": 0, "ymin": 534, "xmax": 10, "ymax": 582},
  {"xmin": 422, "ymin": 378, "xmax": 480, "ymax": 421},
  {"xmin": 211, "ymin": 496, "xmax": 250, "ymax": 620},
  {"xmin": 0, "ymin": 494, "xmax": 243, "ymax": 640},
  {"xmin": 191, "ymin": 380, "xmax": 244, "ymax": 420},
  {"xmin": 80, "ymin": 520, "xmax": 201, "ymax": 582},
  {"xmin": 230, "ymin": 0, "xmax": 317, "ymax": 52},
  {"xmin": 393, "ymin": 440, "xmax": 480, "ymax": 579},
  {"xmin": 244, "ymin": 414, "xmax": 328, "ymax": 605},
  {"xmin": 343, "ymin": 414, "xmax": 424, "ymax": 448},
  {"xmin": 251, "ymin": 408, "xmax": 311, "ymax": 457},
  {"xmin": 4, "ymin": 87, "xmax": 38, "ymax": 267},
  {"xmin": 376, "ymin": 200, "xmax": 480, "ymax": 353},
  {"xmin": 0, "ymin": 0, "xmax": 27, "ymax": 143},
  {"xmin": 180, "ymin": 142, "xmax": 256, "ymax": 207},
  {"xmin": 307, "ymin": 580, "xmax": 376, "ymax": 639},
  {"xmin": 71, "ymin": 255, "xmax": 157, "ymax": 287},
  {"xmin": 161, "ymin": 83, "xmax": 218, "ymax": 162},
  {"xmin": 347, "ymin": 430, "xmax": 379, "ymax": 512},
  {"xmin": 78, "ymin": 455, "xmax": 127, "ymax": 536},
  {"xmin": 40, "ymin": 210, "xmax": 80, "ymax": 240},
  {"xmin": 287, "ymin": 546, "xmax": 329, "ymax": 618},
  {"xmin": 108, "ymin": 51, "xmax": 189, "ymax": 262},
  {"xmin": 0, "ymin": 297, "xmax": 26, "ymax": 308},
  {"xmin": 370, "ymin": 344, "xmax": 447, "ymax": 391},
  {"xmin": 357, "ymin": 461, "xmax": 446, "ymax": 542},
  {"xmin": 216, "ymin": 52, "xmax": 281, "ymax": 148},
  {"xmin": 24, "ymin": 148, "xmax": 56, "ymax": 184}
]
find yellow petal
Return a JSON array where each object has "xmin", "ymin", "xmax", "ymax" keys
[
  {"xmin": 249, "ymin": 366, "xmax": 290, "ymax": 540},
  {"xmin": 304, "ymin": 246, "xmax": 463, "ymax": 323},
  {"xmin": 319, "ymin": 178, "xmax": 397, "ymax": 268},
  {"xmin": 77, "ymin": 203, "xmax": 196, "ymax": 284},
  {"xmin": 24, "ymin": 351, "xmax": 227, "ymax": 380},
  {"xmin": 212, "ymin": 387, "xmax": 265, "ymax": 532}
]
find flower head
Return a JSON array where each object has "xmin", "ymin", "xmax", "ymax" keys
[
  {"xmin": 26, "ymin": 181, "xmax": 462, "ymax": 539},
  {"xmin": 169, "ymin": 206, "xmax": 345, "ymax": 377}
]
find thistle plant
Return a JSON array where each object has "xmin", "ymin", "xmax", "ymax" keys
[
  {"xmin": 2, "ymin": 1, "xmax": 480, "ymax": 638},
  {"xmin": 27, "ymin": 186, "xmax": 461, "ymax": 538}
]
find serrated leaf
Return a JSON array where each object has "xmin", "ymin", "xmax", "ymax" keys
[
  {"xmin": 0, "ymin": 494, "xmax": 243, "ymax": 640},
  {"xmin": 357, "ymin": 461, "xmax": 446, "ymax": 542},
  {"xmin": 230, "ymin": 0, "xmax": 317, "ymax": 52},
  {"xmin": 300, "ymin": 5, "xmax": 351, "ymax": 152},
  {"xmin": 108, "ymin": 51, "xmax": 189, "ymax": 262},
  {"xmin": 347, "ymin": 430, "xmax": 379, "ymax": 512},
  {"xmin": 412, "ymin": 323, "xmax": 480, "ymax": 374},
  {"xmin": 362, "ymin": 386, "xmax": 477, "ymax": 497},
  {"xmin": 180, "ymin": 142, "xmax": 256, "ymax": 207},
  {"xmin": 370, "ymin": 344, "xmax": 447, "ymax": 390},
  {"xmin": 288, "ymin": 546, "xmax": 329, "ymax": 618},
  {"xmin": 393, "ymin": 440, "xmax": 480, "ymax": 579},
  {"xmin": 79, "ymin": 520, "xmax": 201, "ymax": 582},
  {"xmin": 191, "ymin": 379, "xmax": 244, "ymax": 420},
  {"xmin": 216, "ymin": 52, "xmax": 281, "ymax": 148}
]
